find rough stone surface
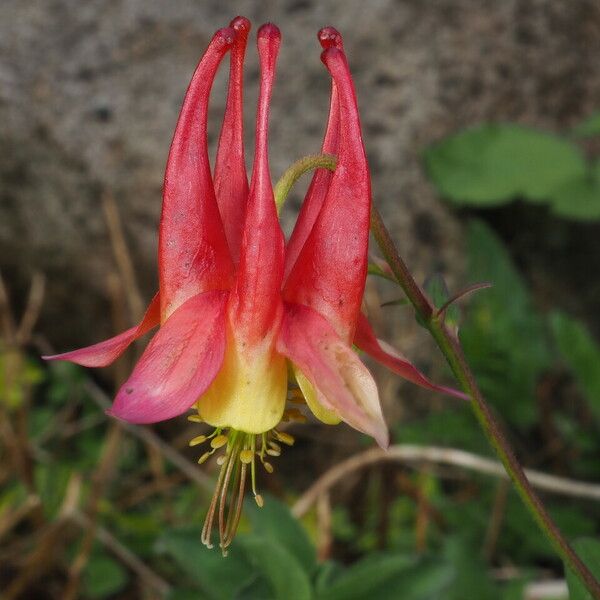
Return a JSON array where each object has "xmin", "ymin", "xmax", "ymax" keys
[{"xmin": 2, "ymin": 0, "xmax": 599, "ymax": 370}]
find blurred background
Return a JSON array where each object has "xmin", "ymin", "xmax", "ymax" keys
[{"xmin": 2, "ymin": 1, "xmax": 600, "ymax": 598}]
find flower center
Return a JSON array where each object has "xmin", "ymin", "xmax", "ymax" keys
[{"xmin": 189, "ymin": 402, "xmax": 305, "ymax": 555}]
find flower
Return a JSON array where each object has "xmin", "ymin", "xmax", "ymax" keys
[{"xmin": 44, "ymin": 17, "xmax": 464, "ymax": 552}]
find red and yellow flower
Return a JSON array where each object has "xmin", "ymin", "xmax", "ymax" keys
[{"xmin": 45, "ymin": 17, "xmax": 463, "ymax": 551}]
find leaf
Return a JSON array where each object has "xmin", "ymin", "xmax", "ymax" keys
[
  {"xmin": 551, "ymin": 312, "xmax": 600, "ymax": 419},
  {"xmin": 565, "ymin": 538, "xmax": 600, "ymax": 600},
  {"xmin": 238, "ymin": 534, "xmax": 313, "ymax": 600},
  {"xmin": 460, "ymin": 221, "xmax": 551, "ymax": 427},
  {"xmin": 380, "ymin": 298, "xmax": 409, "ymax": 308},
  {"xmin": 424, "ymin": 124, "xmax": 586, "ymax": 205},
  {"xmin": 244, "ymin": 496, "xmax": 316, "ymax": 574},
  {"xmin": 572, "ymin": 112, "xmax": 600, "ymax": 138},
  {"xmin": 154, "ymin": 527, "xmax": 255, "ymax": 600},
  {"xmin": 367, "ymin": 262, "xmax": 397, "ymax": 284},
  {"xmin": 549, "ymin": 162, "xmax": 600, "ymax": 220},
  {"xmin": 314, "ymin": 553, "xmax": 415, "ymax": 600},
  {"xmin": 424, "ymin": 273, "xmax": 463, "ymax": 329},
  {"xmin": 0, "ymin": 350, "xmax": 44, "ymax": 409},
  {"xmin": 317, "ymin": 541, "xmax": 500, "ymax": 600},
  {"xmin": 399, "ymin": 406, "xmax": 489, "ymax": 455},
  {"xmin": 82, "ymin": 552, "xmax": 128, "ymax": 599}
]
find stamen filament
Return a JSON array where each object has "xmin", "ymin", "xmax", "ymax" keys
[
  {"xmin": 195, "ymin": 424, "xmax": 297, "ymax": 550},
  {"xmin": 274, "ymin": 153, "xmax": 337, "ymax": 213}
]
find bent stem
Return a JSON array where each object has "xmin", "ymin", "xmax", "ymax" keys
[
  {"xmin": 274, "ymin": 154, "xmax": 337, "ymax": 213},
  {"xmin": 274, "ymin": 153, "xmax": 599, "ymax": 594},
  {"xmin": 370, "ymin": 207, "xmax": 600, "ymax": 598}
]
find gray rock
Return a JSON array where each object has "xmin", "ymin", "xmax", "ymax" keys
[{"xmin": 1, "ymin": 0, "xmax": 599, "ymax": 356}]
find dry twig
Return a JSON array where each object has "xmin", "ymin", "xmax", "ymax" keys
[
  {"xmin": 70, "ymin": 510, "xmax": 171, "ymax": 598},
  {"xmin": 292, "ymin": 445, "xmax": 600, "ymax": 518}
]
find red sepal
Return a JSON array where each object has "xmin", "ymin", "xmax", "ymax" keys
[
  {"xmin": 214, "ymin": 17, "xmax": 251, "ymax": 265},
  {"xmin": 284, "ymin": 45, "xmax": 370, "ymax": 344},
  {"xmin": 159, "ymin": 28, "xmax": 235, "ymax": 319},
  {"xmin": 229, "ymin": 24, "xmax": 285, "ymax": 345},
  {"xmin": 355, "ymin": 314, "xmax": 469, "ymax": 401}
]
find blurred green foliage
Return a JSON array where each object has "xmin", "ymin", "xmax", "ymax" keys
[
  {"xmin": 4, "ymin": 189, "xmax": 600, "ymax": 596},
  {"xmin": 3, "ymin": 217, "xmax": 600, "ymax": 598},
  {"xmin": 424, "ymin": 122, "xmax": 600, "ymax": 220}
]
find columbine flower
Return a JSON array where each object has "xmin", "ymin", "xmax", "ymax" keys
[{"xmin": 45, "ymin": 17, "xmax": 464, "ymax": 552}]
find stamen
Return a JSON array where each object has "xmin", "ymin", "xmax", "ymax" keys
[
  {"xmin": 211, "ymin": 434, "xmax": 229, "ymax": 449},
  {"xmin": 240, "ymin": 449, "xmax": 254, "ymax": 463},
  {"xmin": 194, "ymin": 424, "xmax": 296, "ymax": 551},
  {"xmin": 198, "ymin": 451, "xmax": 212, "ymax": 465},
  {"xmin": 217, "ymin": 442, "xmax": 237, "ymax": 552},
  {"xmin": 274, "ymin": 431, "xmax": 295, "ymax": 446},
  {"xmin": 201, "ymin": 455, "xmax": 228, "ymax": 549},
  {"xmin": 222, "ymin": 461, "xmax": 247, "ymax": 551},
  {"xmin": 189, "ymin": 435, "xmax": 208, "ymax": 446}
]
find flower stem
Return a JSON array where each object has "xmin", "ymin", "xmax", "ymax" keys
[
  {"xmin": 370, "ymin": 206, "xmax": 600, "ymax": 598},
  {"xmin": 274, "ymin": 154, "xmax": 337, "ymax": 213}
]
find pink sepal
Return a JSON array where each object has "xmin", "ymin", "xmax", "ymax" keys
[
  {"xmin": 355, "ymin": 314, "xmax": 469, "ymax": 401},
  {"xmin": 43, "ymin": 293, "xmax": 160, "ymax": 367},
  {"xmin": 277, "ymin": 303, "xmax": 388, "ymax": 448},
  {"xmin": 108, "ymin": 290, "xmax": 228, "ymax": 424}
]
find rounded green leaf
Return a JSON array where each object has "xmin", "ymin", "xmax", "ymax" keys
[{"xmin": 424, "ymin": 124, "xmax": 586, "ymax": 205}]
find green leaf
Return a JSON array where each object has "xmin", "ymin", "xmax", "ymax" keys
[
  {"xmin": 422, "ymin": 273, "xmax": 460, "ymax": 329},
  {"xmin": 549, "ymin": 162, "xmax": 600, "ymax": 220},
  {"xmin": 399, "ymin": 406, "xmax": 488, "ymax": 455},
  {"xmin": 34, "ymin": 463, "xmax": 73, "ymax": 519},
  {"xmin": 82, "ymin": 552, "xmax": 128, "ymax": 599},
  {"xmin": 460, "ymin": 221, "xmax": 551, "ymax": 427},
  {"xmin": 168, "ymin": 590, "xmax": 207, "ymax": 600},
  {"xmin": 245, "ymin": 496, "xmax": 316, "ymax": 574},
  {"xmin": 0, "ymin": 350, "xmax": 44, "ymax": 409},
  {"xmin": 154, "ymin": 528, "xmax": 255, "ymax": 600},
  {"xmin": 551, "ymin": 312, "xmax": 600, "ymax": 419},
  {"xmin": 368, "ymin": 262, "xmax": 398, "ymax": 284},
  {"xmin": 238, "ymin": 533, "xmax": 313, "ymax": 600},
  {"xmin": 572, "ymin": 112, "xmax": 600, "ymax": 138},
  {"xmin": 314, "ymin": 553, "xmax": 415, "ymax": 600},
  {"xmin": 565, "ymin": 538, "xmax": 600, "ymax": 600},
  {"xmin": 424, "ymin": 124, "xmax": 586, "ymax": 205}
]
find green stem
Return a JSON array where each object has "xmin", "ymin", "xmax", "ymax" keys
[
  {"xmin": 370, "ymin": 206, "xmax": 600, "ymax": 598},
  {"xmin": 274, "ymin": 154, "xmax": 337, "ymax": 213}
]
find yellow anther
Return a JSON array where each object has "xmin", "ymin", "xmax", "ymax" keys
[
  {"xmin": 211, "ymin": 435, "xmax": 228, "ymax": 449},
  {"xmin": 254, "ymin": 494, "xmax": 264, "ymax": 508},
  {"xmin": 262, "ymin": 461, "xmax": 274, "ymax": 474},
  {"xmin": 240, "ymin": 449, "xmax": 254, "ymax": 464},
  {"xmin": 269, "ymin": 441, "xmax": 281, "ymax": 452},
  {"xmin": 266, "ymin": 448, "xmax": 280, "ymax": 457},
  {"xmin": 275, "ymin": 431, "xmax": 295, "ymax": 446},
  {"xmin": 189, "ymin": 435, "xmax": 207, "ymax": 446},
  {"xmin": 187, "ymin": 414, "xmax": 204, "ymax": 423},
  {"xmin": 198, "ymin": 452, "xmax": 211, "ymax": 465}
]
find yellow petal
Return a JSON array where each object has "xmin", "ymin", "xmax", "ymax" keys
[
  {"xmin": 199, "ymin": 329, "xmax": 287, "ymax": 433},
  {"xmin": 294, "ymin": 366, "xmax": 340, "ymax": 425}
]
